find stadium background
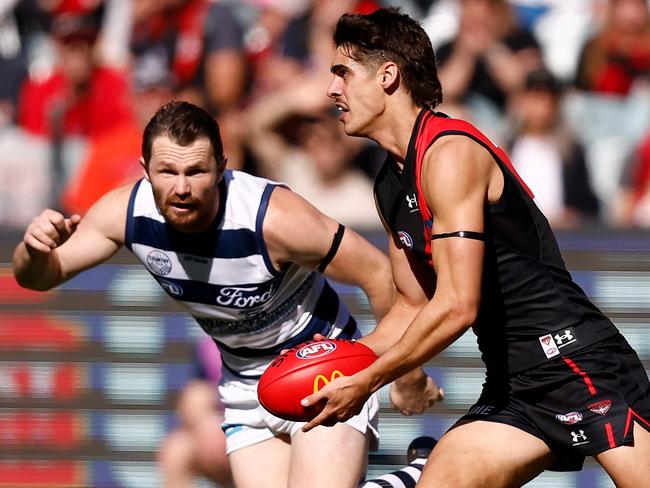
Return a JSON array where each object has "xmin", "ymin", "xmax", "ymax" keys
[
  {"xmin": 2, "ymin": 0, "xmax": 650, "ymax": 486},
  {"xmin": 2, "ymin": 227, "xmax": 649, "ymax": 488}
]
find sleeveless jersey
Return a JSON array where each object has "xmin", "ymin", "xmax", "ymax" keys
[
  {"xmin": 125, "ymin": 170, "xmax": 356, "ymax": 378},
  {"xmin": 374, "ymin": 109, "xmax": 618, "ymax": 376}
]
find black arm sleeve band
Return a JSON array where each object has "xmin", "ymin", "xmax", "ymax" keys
[
  {"xmin": 431, "ymin": 230, "xmax": 485, "ymax": 241},
  {"xmin": 318, "ymin": 224, "xmax": 346, "ymax": 273}
]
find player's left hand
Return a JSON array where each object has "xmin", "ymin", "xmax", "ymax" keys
[
  {"xmin": 389, "ymin": 368, "xmax": 443, "ymax": 416},
  {"xmin": 300, "ymin": 372, "xmax": 371, "ymax": 432},
  {"xmin": 279, "ymin": 333, "xmax": 328, "ymax": 356}
]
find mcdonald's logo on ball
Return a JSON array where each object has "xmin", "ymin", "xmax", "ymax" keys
[
  {"xmin": 257, "ymin": 339, "xmax": 377, "ymax": 421},
  {"xmin": 313, "ymin": 370, "xmax": 344, "ymax": 393}
]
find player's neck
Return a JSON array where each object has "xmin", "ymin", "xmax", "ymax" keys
[{"xmin": 370, "ymin": 102, "xmax": 420, "ymax": 165}]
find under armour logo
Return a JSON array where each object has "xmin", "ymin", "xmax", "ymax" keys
[
  {"xmin": 571, "ymin": 430, "xmax": 588, "ymax": 445},
  {"xmin": 405, "ymin": 193, "xmax": 418, "ymax": 210},
  {"xmin": 554, "ymin": 330, "xmax": 574, "ymax": 345}
]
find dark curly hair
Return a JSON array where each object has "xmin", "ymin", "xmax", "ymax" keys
[
  {"xmin": 333, "ymin": 8, "xmax": 442, "ymax": 108},
  {"xmin": 142, "ymin": 101, "xmax": 225, "ymax": 166}
]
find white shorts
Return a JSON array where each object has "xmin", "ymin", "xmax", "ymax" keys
[{"xmin": 218, "ymin": 369, "xmax": 380, "ymax": 454}]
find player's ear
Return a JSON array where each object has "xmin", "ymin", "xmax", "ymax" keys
[
  {"xmin": 379, "ymin": 62, "xmax": 399, "ymax": 90},
  {"xmin": 217, "ymin": 157, "xmax": 228, "ymax": 182},
  {"xmin": 140, "ymin": 157, "xmax": 150, "ymax": 181}
]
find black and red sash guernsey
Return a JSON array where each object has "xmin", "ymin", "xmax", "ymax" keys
[
  {"xmin": 374, "ymin": 109, "xmax": 618, "ymax": 375},
  {"xmin": 374, "ymin": 109, "xmax": 534, "ymax": 264}
]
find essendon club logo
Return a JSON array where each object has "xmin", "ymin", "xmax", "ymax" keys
[
  {"xmin": 588, "ymin": 400, "xmax": 612, "ymax": 415},
  {"xmin": 538, "ymin": 334, "xmax": 559, "ymax": 358},
  {"xmin": 312, "ymin": 370, "xmax": 344, "ymax": 393}
]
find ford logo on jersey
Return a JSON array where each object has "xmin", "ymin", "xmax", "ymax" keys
[{"xmin": 216, "ymin": 283, "xmax": 275, "ymax": 308}]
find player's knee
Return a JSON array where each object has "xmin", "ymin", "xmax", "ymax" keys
[
  {"xmin": 177, "ymin": 380, "xmax": 218, "ymax": 425},
  {"xmin": 158, "ymin": 430, "xmax": 194, "ymax": 473}
]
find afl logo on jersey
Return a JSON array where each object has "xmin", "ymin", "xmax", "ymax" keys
[
  {"xmin": 147, "ymin": 250, "xmax": 172, "ymax": 275},
  {"xmin": 398, "ymin": 231, "xmax": 414, "ymax": 249},
  {"xmin": 159, "ymin": 279, "xmax": 183, "ymax": 297}
]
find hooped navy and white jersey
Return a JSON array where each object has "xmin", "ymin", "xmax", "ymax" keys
[{"xmin": 125, "ymin": 170, "xmax": 356, "ymax": 379}]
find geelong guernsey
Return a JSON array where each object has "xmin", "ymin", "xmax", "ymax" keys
[
  {"xmin": 125, "ymin": 170, "xmax": 356, "ymax": 378},
  {"xmin": 374, "ymin": 109, "xmax": 618, "ymax": 376}
]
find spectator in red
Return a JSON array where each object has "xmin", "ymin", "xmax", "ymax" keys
[
  {"xmin": 61, "ymin": 56, "xmax": 175, "ymax": 215},
  {"xmin": 130, "ymin": 0, "xmax": 248, "ymax": 168},
  {"xmin": 575, "ymin": 0, "xmax": 650, "ymax": 96},
  {"xmin": 17, "ymin": 9, "xmax": 134, "ymax": 140},
  {"xmin": 131, "ymin": 0, "xmax": 246, "ymax": 115},
  {"xmin": 46, "ymin": 0, "xmax": 103, "ymax": 15}
]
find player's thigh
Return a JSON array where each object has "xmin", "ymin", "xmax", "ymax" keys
[
  {"xmin": 290, "ymin": 423, "xmax": 369, "ymax": 488},
  {"xmin": 595, "ymin": 422, "xmax": 650, "ymax": 488},
  {"xmin": 228, "ymin": 435, "xmax": 291, "ymax": 488},
  {"xmin": 419, "ymin": 420, "xmax": 555, "ymax": 488}
]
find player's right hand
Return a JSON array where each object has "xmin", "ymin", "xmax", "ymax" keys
[
  {"xmin": 23, "ymin": 210, "xmax": 81, "ymax": 254},
  {"xmin": 390, "ymin": 371, "xmax": 443, "ymax": 416}
]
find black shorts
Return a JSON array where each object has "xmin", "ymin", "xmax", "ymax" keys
[{"xmin": 460, "ymin": 333, "xmax": 650, "ymax": 471}]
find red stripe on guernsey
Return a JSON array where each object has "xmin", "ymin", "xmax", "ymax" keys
[
  {"xmin": 624, "ymin": 407, "xmax": 650, "ymax": 437},
  {"xmin": 605, "ymin": 422, "xmax": 616, "ymax": 448},
  {"xmin": 562, "ymin": 357, "xmax": 597, "ymax": 396},
  {"xmin": 414, "ymin": 110, "xmax": 436, "ymax": 261},
  {"xmin": 413, "ymin": 116, "xmax": 535, "ymax": 226}
]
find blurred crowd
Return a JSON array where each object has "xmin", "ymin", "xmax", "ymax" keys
[{"xmin": 1, "ymin": 0, "xmax": 650, "ymax": 231}]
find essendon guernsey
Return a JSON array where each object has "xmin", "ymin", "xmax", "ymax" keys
[{"xmin": 373, "ymin": 109, "xmax": 618, "ymax": 375}]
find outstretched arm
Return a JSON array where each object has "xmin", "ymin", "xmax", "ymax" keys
[
  {"xmin": 301, "ymin": 135, "xmax": 493, "ymax": 430},
  {"xmin": 13, "ymin": 184, "xmax": 132, "ymax": 290}
]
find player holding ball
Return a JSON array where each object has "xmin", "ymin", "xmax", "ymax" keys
[{"xmin": 302, "ymin": 8, "xmax": 650, "ymax": 488}]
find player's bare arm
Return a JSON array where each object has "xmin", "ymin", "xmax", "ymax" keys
[
  {"xmin": 13, "ymin": 183, "xmax": 132, "ymax": 290},
  {"xmin": 364, "ymin": 237, "xmax": 443, "ymax": 415},
  {"xmin": 359, "ymin": 234, "xmax": 433, "ymax": 355},
  {"xmin": 302, "ymin": 136, "xmax": 495, "ymax": 431},
  {"xmin": 263, "ymin": 185, "xmax": 395, "ymax": 320}
]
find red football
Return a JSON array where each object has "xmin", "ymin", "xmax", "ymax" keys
[{"xmin": 257, "ymin": 339, "xmax": 377, "ymax": 421}]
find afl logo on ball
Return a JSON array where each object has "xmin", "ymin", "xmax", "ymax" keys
[
  {"xmin": 296, "ymin": 341, "xmax": 337, "ymax": 360},
  {"xmin": 147, "ymin": 250, "xmax": 172, "ymax": 275},
  {"xmin": 397, "ymin": 231, "xmax": 413, "ymax": 249}
]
